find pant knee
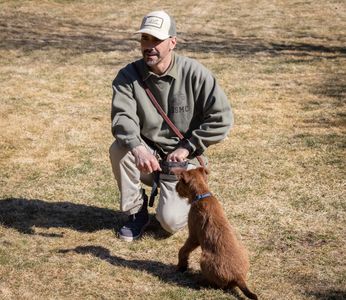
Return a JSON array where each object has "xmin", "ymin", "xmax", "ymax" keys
[{"xmin": 155, "ymin": 213, "xmax": 187, "ymax": 234}]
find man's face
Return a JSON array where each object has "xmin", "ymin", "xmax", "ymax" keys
[{"xmin": 140, "ymin": 34, "xmax": 176, "ymax": 68}]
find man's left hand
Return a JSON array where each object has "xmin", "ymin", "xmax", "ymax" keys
[{"xmin": 166, "ymin": 148, "xmax": 189, "ymax": 162}]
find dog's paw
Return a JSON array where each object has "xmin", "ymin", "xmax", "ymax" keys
[{"xmin": 177, "ymin": 265, "xmax": 188, "ymax": 273}]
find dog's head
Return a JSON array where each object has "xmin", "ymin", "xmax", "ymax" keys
[{"xmin": 174, "ymin": 167, "xmax": 210, "ymax": 201}]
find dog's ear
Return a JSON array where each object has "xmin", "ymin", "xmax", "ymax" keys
[
  {"xmin": 203, "ymin": 167, "xmax": 210, "ymax": 175},
  {"xmin": 180, "ymin": 170, "xmax": 191, "ymax": 184},
  {"xmin": 197, "ymin": 167, "xmax": 209, "ymax": 175},
  {"xmin": 198, "ymin": 167, "xmax": 209, "ymax": 181},
  {"xmin": 172, "ymin": 168, "xmax": 192, "ymax": 184},
  {"xmin": 171, "ymin": 167, "xmax": 186, "ymax": 177}
]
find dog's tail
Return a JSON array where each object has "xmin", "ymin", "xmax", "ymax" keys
[{"xmin": 237, "ymin": 279, "xmax": 258, "ymax": 300}]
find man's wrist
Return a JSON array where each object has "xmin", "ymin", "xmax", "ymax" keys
[
  {"xmin": 179, "ymin": 139, "xmax": 195, "ymax": 156},
  {"xmin": 131, "ymin": 144, "xmax": 146, "ymax": 155}
]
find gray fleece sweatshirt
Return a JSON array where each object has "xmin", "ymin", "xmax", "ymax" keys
[{"xmin": 111, "ymin": 52, "xmax": 233, "ymax": 157}]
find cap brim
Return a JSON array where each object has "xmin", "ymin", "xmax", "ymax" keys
[{"xmin": 135, "ymin": 29, "xmax": 170, "ymax": 41}]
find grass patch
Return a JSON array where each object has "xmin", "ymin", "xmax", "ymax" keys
[{"xmin": 1, "ymin": 0, "xmax": 345, "ymax": 299}]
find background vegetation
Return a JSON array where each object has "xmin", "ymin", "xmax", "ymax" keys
[{"xmin": 0, "ymin": 0, "xmax": 345, "ymax": 299}]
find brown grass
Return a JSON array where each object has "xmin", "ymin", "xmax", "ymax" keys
[{"xmin": 0, "ymin": 0, "xmax": 345, "ymax": 299}]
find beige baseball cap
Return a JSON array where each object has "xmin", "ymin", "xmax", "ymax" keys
[{"xmin": 136, "ymin": 10, "xmax": 176, "ymax": 40}]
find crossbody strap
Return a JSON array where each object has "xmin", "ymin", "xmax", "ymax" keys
[
  {"xmin": 132, "ymin": 63, "xmax": 205, "ymax": 167},
  {"xmin": 141, "ymin": 83, "xmax": 184, "ymax": 140}
]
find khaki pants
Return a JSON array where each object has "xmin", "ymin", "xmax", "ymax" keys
[{"xmin": 109, "ymin": 140, "xmax": 197, "ymax": 233}]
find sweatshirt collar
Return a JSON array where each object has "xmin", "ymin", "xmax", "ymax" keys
[{"xmin": 142, "ymin": 52, "xmax": 178, "ymax": 81}]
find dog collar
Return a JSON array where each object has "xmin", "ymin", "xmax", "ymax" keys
[{"xmin": 194, "ymin": 192, "xmax": 212, "ymax": 202}]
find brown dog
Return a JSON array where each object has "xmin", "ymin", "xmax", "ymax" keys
[{"xmin": 175, "ymin": 167, "xmax": 258, "ymax": 300}]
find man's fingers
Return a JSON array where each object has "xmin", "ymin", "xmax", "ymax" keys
[
  {"xmin": 146, "ymin": 163, "xmax": 153, "ymax": 174},
  {"xmin": 167, "ymin": 148, "xmax": 189, "ymax": 162},
  {"xmin": 138, "ymin": 159, "xmax": 161, "ymax": 174}
]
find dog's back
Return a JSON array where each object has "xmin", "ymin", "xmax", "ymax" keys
[
  {"xmin": 175, "ymin": 167, "xmax": 258, "ymax": 300},
  {"xmin": 190, "ymin": 196, "xmax": 250, "ymax": 287}
]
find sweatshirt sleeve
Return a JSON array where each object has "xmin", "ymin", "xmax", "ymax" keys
[
  {"xmin": 189, "ymin": 68, "xmax": 233, "ymax": 154},
  {"xmin": 111, "ymin": 68, "xmax": 142, "ymax": 150}
]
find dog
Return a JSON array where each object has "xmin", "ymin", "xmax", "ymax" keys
[{"xmin": 174, "ymin": 167, "xmax": 258, "ymax": 300}]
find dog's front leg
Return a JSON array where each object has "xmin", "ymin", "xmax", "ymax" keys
[{"xmin": 177, "ymin": 236, "xmax": 199, "ymax": 272}]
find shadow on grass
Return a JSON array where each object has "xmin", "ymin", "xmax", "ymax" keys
[
  {"xmin": 0, "ymin": 198, "xmax": 179, "ymax": 240},
  {"xmin": 293, "ymin": 272, "xmax": 346, "ymax": 300},
  {"xmin": 1, "ymin": 11, "xmax": 345, "ymax": 58},
  {"xmin": 60, "ymin": 245, "xmax": 203, "ymax": 290},
  {"xmin": 59, "ymin": 245, "xmax": 245, "ymax": 299},
  {"xmin": 312, "ymin": 73, "xmax": 346, "ymax": 103},
  {"xmin": 305, "ymin": 290, "xmax": 346, "ymax": 300},
  {"xmin": 179, "ymin": 32, "xmax": 346, "ymax": 58},
  {"xmin": 0, "ymin": 197, "xmax": 125, "ymax": 235},
  {"xmin": 0, "ymin": 12, "xmax": 136, "ymax": 54}
]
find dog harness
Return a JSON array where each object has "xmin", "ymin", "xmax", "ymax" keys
[{"xmin": 194, "ymin": 192, "xmax": 212, "ymax": 202}]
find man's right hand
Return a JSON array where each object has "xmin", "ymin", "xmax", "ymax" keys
[{"xmin": 131, "ymin": 145, "xmax": 162, "ymax": 174}]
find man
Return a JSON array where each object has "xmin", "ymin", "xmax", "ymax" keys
[{"xmin": 110, "ymin": 10, "xmax": 233, "ymax": 241}]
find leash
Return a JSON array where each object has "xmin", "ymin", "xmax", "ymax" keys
[
  {"xmin": 149, "ymin": 171, "xmax": 159, "ymax": 207},
  {"xmin": 132, "ymin": 62, "xmax": 205, "ymax": 167},
  {"xmin": 132, "ymin": 62, "xmax": 206, "ymax": 207}
]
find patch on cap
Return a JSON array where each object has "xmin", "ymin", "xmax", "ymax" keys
[{"xmin": 143, "ymin": 16, "xmax": 164, "ymax": 29}]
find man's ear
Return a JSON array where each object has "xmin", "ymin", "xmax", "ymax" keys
[{"xmin": 169, "ymin": 36, "xmax": 177, "ymax": 51}]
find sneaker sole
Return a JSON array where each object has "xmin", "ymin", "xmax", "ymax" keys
[{"xmin": 118, "ymin": 219, "xmax": 151, "ymax": 242}]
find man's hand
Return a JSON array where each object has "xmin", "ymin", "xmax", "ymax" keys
[
  {"xmin": 166, "ymin": 147, "xmax": 189, "ymax": 162},
  {"xmin": 131, "ymin": 145, "xmax": 161, "ymax": 173}
]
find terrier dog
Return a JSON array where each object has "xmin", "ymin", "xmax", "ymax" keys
[{"xmin": 174, "ymin": 167, "xmax": 258, "ymax": 300}]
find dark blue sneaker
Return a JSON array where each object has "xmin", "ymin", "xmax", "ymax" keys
[{"xmin": 118, "ymin": 194, "xmax": 150, "ymax": 242}]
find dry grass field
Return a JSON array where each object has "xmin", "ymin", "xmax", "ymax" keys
[{"xmin": 0, "ymin": 0, "xmax": 345, "ymax": 299}]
